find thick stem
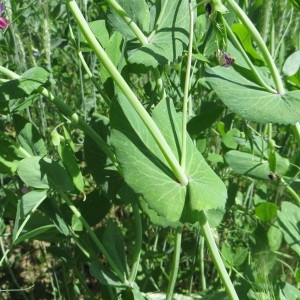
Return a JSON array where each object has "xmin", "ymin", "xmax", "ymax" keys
[
  {"xmin": 166, "ymin": 227, "xmax": 182, "ymax": 300},
  {"xmin": 292, "ymin": 123, "xmax": 300, "ymax": 147},
  {"xmin": 181, "ymin": 2, "xmax": 194, "ymax": 169},
  {"xmin": 105, "ymin": 0, "xmax": 148, "ymax": 45},
  {"xmin": 66, "ymin": 0, "xmax": 188, "ymax": 186},
  {"xmin": 199, "ymin": 211, "xmax": 239, "ymax": 300},
  {"xmin": 225, "ymin": 21, "xmax": 277, "ymax": 93},
  {"xmin": 280, "ymin": 177, "xmax": 300, "ymax": 206},
  {"xmin": 225, "ymin": 0, "xmax": 285, "ymax": 94},
  {"xmin": 105, "ymin": 0, "xmax": 166, "ymax": 101}
]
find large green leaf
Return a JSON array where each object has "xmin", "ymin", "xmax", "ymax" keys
[
  {"xmin": 110, "ymin": 97, "xmax": 185, "ymax": 226},
  {"xmin": 110, "ymin": 96, "xmax": 226, "ymax": 226},
  {"xmin": 205, "ymin": 66, "xmax": 300, "ymax": 124},
  {"xmin": 127, "ymin": 0, "xmax": 192, "ymax": 67}
]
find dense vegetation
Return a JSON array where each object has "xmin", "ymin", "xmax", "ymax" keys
[{"xmin": 0, "ymin": 0, "xmax": 300, "ymax": 299}]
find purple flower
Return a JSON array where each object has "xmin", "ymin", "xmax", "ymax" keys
[
  {"xmin": 217, "ymin": 50, "xmax": 235, "ymax": 67},
  {"xmin": 0, "ymin": 2, "xmax": 9, "ymax": 29}
]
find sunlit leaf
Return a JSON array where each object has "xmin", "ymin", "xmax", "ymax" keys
[
  {"xmin": 110, "ymin": 96, "xmax": 226, "ymax": 226},
  {"xmin": 206, "ymin": 66, "xmax": 300, "ymax": 124}
]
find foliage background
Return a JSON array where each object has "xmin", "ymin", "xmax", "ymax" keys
[{"xmin": 0, "ymin": 0, "xmax": 300, "ymax": 299}]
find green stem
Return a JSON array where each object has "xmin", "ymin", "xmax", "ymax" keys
[
  {"xmin": 199, "ymin": 211, "xmax": 239, "ymax": 300},
  {"xmin": 166, "ymin": 227, "xmax": 182, "ymax": 300},
  {"xmin": 181, "ymin": 2, "xmax": 194, "ymax": 169},
  {"xmin": 225, "ymin": 0, "xmax": 285, "ymax": 94},
  {"xmin": 69, "ymin": 25, "xmax": 111, "ymax": 105},
  {"xmin": 128, "ymin": 202, "xmax": 142, "ymax": 282},
  {"xmin": 292, "ymin": 123, "xmax": 300, "ymax": 147},
  {"xmin": 66, "ymin": 0, "xmax": 188, "ymax": 186},
  {"xmin": 224, "ymin": 21, "xmax": 277, "ymax": 94},
  {"xmin": 105, "ymin": 0, "xmax": 166, "ymax": 101},
  {"xmin": 199, "ymin": 236, "xmax": 207, "ymax": 290},
  {"xmin": 280, "ymin": 177, "xmax": 300, "ymax": 206},
  {"xmin": 105, "ymin": 0, "xmax": 148, "ymax": 45},
  {"xmin": 148, "ymin": 0, "xmax": 169, "ymax": 41},
  {"xmin": 274, "ymin": 7, "xmax": 293, "ymax": 60},
  {"xmin": 58, "ymin": 190, "xmax": 126, "ymax": 282}
]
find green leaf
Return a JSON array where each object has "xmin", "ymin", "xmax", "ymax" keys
[
  {"xmin": 39, "ymin": 198, "xmax": 71, "ymax": 236},
  {"xmin": 71, "ymin": 214, "xmax": 83, "ymax": 231},
  {"xmin": 80, "ymin": 20, "xmax": 110, "ymax": 50},
  {"xmin": 13, "ymin": 190, "xmax": 49, "ymax": 243},
  {"xmin": 152, "ymin": 99, "xmax": 226, "ymax": 214},
  {"xmin": 84, "ymin": 113, "xmax": 111, "ymax": 185},
  {"xmin": 100, "ymin": 31, "xmax": 123, "ymax": 83},
  {"xmin": 17, "ymin": 156, "xmax": 74, "ymax": 191},
  {"xmin": 231, "ymin": 24, "xmax": 264, "ymax": 62},
  {"xmin": 90, "ymin": 260, "xmax": 124, "ymax": 287},
  {"xmin": 205, "ymin": 208, "xmax": 225, "ymax": 227},
  {"xmin": 225, "ymin": 150, "xmax": 289, "ymax": 180},
  {"xmin": 205, "ymin": 66, "xmax": 300, "ymax": 124},
  {"xmin": 50, "ymin": 128, "xmax": 63, "ymax": 147},
  {"xmin": 282, "ymin": 50, "xmax": 300, "ymax": 76},
  {"xmin": 110, "ymin": 96, "xmax": 185, "ymax": 225},
  {"xmin": 279, "ymin": 282, "xmax": 300, "ymax": 300},
  {"xmin": 76, "ymin": 189, "xmax": 111, "ymax": 227},
  {"xmin": 267, "ymin": 223, "xmax": 282, "ymax": 251},
  {"xmin": 14, "ymin": 213, "xmax": 64, "ymax": 244},
  {"xmin": 57, "ymin": 139, "xmax": 84, "ymax": 193},
  {"xmin": 221, "ymin": 243, "xmax": 248, "ymax": 268},
  {"xmin": 20, "ymin": 190, "xmax": 47, "ymax": 217},
  {"xmin": 233, "ymin": 247, "xmax": 248, "ymax": 267},
  {"xmin": 13, "ymin": 224, "xmax": 55, "ymax": 245},
  {"xmin": 222, "ymin": 128, "xmax": 240, "ymax": 149},
  {"xmin": 127, "ymin": 0, "xmax": 191, "ymax": 67},
  {"xmin": 255, "ymin": 202, "xmax": 277, "ymax": 222},
  {"xmin": 107, "ymin": 0, "xmax": 150, "ymax": 40},
  {"xmin": 1, "ymin": 189, "xmax": 18, "ymax": 219},
  {"xmin": 187, "ymin": 103, "xmax": 224, "ymax": 136},
  {"xmin": 6, "ymin": 94, "xmax": 39, "ymax": 114},
  {"xmin": 100, "ymin": 219, "xmax": 128, "ymax": 277},
  {"xmin": 277, "ymin": 201, "xmax": 300, "ymax": 256},
  {"xmin": 0, "ymin": 67, "xmax": 50, "ymax": 100},
  {"xmin": 13, "ymin": 114, "xmax": 47, "ymax": 156},
  {"xmin": 110, "ymin": 96, "xmax": 226, "ymax": 226},
  {"xmin": 0, "ymin": 131, "xmax": 28, "ymax": 174}
]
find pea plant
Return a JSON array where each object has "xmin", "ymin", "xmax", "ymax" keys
[{"xmin": 0, "ymin": 0, "xmax": 300, "ymax": 299}]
